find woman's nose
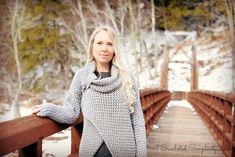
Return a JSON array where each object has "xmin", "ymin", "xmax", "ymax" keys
[{"xmin": 102, "ymin": 44, "xmax": 108, "ymax": 51}]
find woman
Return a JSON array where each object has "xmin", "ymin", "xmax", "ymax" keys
[{"xmin": 32, "ymin": 25, "xmax": 147, "ymax": 157}]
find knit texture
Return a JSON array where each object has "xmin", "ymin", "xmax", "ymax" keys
[{"xmin": 40, "ymin": 61, "xmax": 147, "ymax": 157}]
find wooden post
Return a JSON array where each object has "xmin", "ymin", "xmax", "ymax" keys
[
  {"xmin": 232, "ymin": 102, "xmax": 235, "ymax": 157},
  {"xmin": 69, "ymin": 123, "xmax": 83, "ymax": 157},
  {"xmin": 19, "ymin": 140, "xmax": 42, "ymax": 157},
  {"xmin": 191, "ymin": 44, "xmax": 198, "ymax": 90},
  {"xmin": 160, "ymin": 44, "xmax": 169, "ymax": 89}
]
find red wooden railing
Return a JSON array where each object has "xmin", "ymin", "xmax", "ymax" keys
[
  {"xmin": 0, "ymin": 88, "xmax": 170, "ymax": 157},
  {"xmin": 140, "ymin": 88, "xmax": 171, "ymax": 135},
  {"xmin": 187, "ymin": 90, "xmax": 235, "ymax": 157}
]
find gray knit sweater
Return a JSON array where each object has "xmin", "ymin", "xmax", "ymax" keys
[{"xmin": 40, "ymin": 61, "xmax": 147, "ymax": 157}]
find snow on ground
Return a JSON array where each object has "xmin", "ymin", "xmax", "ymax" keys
[
  {"xmin": 167, "ymin": 100, "xmax": 195, "ymax": 110},
  {"xmin": 42, "ymin": 129, "xmax": 71, "ymax": 157},
  {"xmin": 137, "ymin": 30, "xmax": 233, "ymax": 92},
  {"xmin": 197, "ymin": 44, "xmax": 233, "ymax": 92},
  {"xmin": 0, "ymin": 104, "xmax": 32, "ymax": 122}
]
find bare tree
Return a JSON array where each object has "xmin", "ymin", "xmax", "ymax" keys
[
  {"xmin": 86, "ymin": 0, "xmax": 103, "ymax": 25},
  {"xmin": 57, "ymin": 0, "xmax": 91, "ymax": 70},
  {"xmin": 61, "ymin": 0, "xmax": 155, "ymax": 87},
  {"xmin": 104, "ymin": 0, "xmax": 120, "ymax": 35},
  {"xmin": 127, "ymin": 1, "xmax": 141, "ymax": 85},
  {"xmin": 60, "ymin": 0, "xmax": 122, "ymax": 67},
  {"xmin": 118, "ymin": 0, "xmax": 128, "ymax": 37},
  {"xmin": 143, "ymin": 40, "xmax": 154, "ymax": 79},
  {"xmin": 151, "ymin": 0, "xmax": 157, "ymax": 79},
  {"xmin": 9, "ymin": 0, "xmax": 41, "ymax": 118}
]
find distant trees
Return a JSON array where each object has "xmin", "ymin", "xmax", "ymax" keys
[
  {"xmin": 154, "ymin": 0, "xmax": 227, "ymax": 31},
  {"xmin": 19, "ymin": 0, "xmax": 73, "ymax": 90},
  {"xmin": 0, "ymin": 0, "xmax": 72, "ymax": 117},
  {"xmin": 57, "ymin": 0, "xmax": 160, "ymax": 85}
]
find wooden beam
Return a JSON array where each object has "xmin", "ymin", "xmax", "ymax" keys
[
  {"xmin": 69, "ymin": 116, "xmax": 83, "ymax": 157},
  {"xmin": 191, "ymin": 44, "xmax": 198, "ymax": 90},
  {"xmin": 160, "ymin": 44, "xmax": 169, "ymax": 89}
]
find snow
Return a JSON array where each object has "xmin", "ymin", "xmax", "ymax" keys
[
  {"xmin": 167, "ymin": 100, "xmax": 194, "ymax": 110},
  {"xmin": 42, "ymin": 129, "xmax": 71, "ymax": 157},
  {"xmin": 199, "ymin": 60, "xmax": 233, "ymax": 92},
  {"xmin": 0, "ymin": 104, "xmax": 32, "ymax": 122},
  {"xmin": 137, "ymin": 30, "xmax": 233, "ymax": 92}
]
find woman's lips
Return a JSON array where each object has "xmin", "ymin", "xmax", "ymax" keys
[{"xmin": 99, "ymin": 54, "xmax": 109, "ymax": 57}]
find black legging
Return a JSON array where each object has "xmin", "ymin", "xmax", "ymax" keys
[{"xmin": 94, "ymin": 142, "xmax": 112, "ymax": 157}]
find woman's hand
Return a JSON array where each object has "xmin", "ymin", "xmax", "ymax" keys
[{"xmin": 32, "ymin": 105, "xmax": 43, "ymax": 116}]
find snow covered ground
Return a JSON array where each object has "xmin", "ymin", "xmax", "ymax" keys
[{"xmin": 135, "ymin": 30, "xmax": 233, "ymax": 92}]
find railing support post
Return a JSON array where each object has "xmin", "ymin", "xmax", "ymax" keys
[
  {"xmin": 232, "ymin": 146, "xmax": 235, "ymax": 157},
  {"xmin": 19, "ymin": 139, "xmax": 42, "ymax": 157},
  {"xmin": 232, "ymin": 102, "xmax": 235, "ymax": 157},
  {"xmin": 69, "ymin": 123, "xmax": 83, "ymax": 157}
]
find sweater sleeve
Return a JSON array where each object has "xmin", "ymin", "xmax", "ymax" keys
[
  {"xmin": 40, "ymin": 70, "xmax": 84, "ymax": 124},
  {"xmin": 130, "ymin": 75, "xmax": 147, "ymax": 157}
]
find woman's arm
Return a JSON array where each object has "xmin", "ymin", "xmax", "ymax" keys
[
  {"xmin": 130, "ymin": 76, "xmax": 147, "ymax": 157},
  {"xmin": 32, "ymin": 70, "xmax": 84, "ymax": 124}
]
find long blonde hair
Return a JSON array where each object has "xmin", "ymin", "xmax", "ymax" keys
[{"xmin": 87, "ymin": 25, "xmax": 135, "ymax": 113}]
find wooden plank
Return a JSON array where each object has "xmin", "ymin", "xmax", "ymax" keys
[{"xmin": 147, "ymin": 101, "xmax": 225, "ymax": 157}]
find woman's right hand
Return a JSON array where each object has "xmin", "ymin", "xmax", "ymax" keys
[{"xmin": 32, "ymin": 105, "xmax": 43, "ymax": 116}]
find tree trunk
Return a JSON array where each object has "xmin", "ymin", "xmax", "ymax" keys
[
  {"xmin": 128, "ymin": 1, "xmax": 140, "ymax": 85},
  {"xmin": 151, "ymin": 0, "xmax": 158, "ymax": 79},
  {"xmin": 10, "ymin": 0, "xmax": 23, "ymax": 118},
  {"xmin": 143, "ymin": 40, "xmax": 154, "ymax": 79},
  {"xmin": 63, "ymin": 64, "xmax": 70, "ymax": 89}
]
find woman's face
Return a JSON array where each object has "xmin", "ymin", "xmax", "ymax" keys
[{"xmin": 92, "ymin": 30, "xmax": 114, "ymax": 65}]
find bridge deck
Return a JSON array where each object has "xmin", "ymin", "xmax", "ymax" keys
[{"xmin": 147, "ymin": 100, "xmax": 225, "ymax": 157}]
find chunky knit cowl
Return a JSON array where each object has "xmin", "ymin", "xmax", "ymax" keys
[{"xmin": 40, "ymin": 61, "xmax": 147, "ymax": 157}]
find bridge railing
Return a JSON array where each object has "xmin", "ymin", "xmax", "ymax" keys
[
  {"xmin": 0, "ymin": 88, "xmax": 169, "ymax": 157},
  {"xmin": 140, "ymin": 88, "xmax": 171, "ymax": 135},
  {"xmin": 187, "ymin": 90, "xmax": 235, "ymax": 157}
]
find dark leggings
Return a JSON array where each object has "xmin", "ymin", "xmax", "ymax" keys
[{"xmin": 94, "ymin": 142, "xmax": 112, "ymax": 157}]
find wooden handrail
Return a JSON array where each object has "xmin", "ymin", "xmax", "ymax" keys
[
  {"xmin": 191, "ymin": 90, "xmax": 235, "ymax": 103},
  {"xmin": 187, "ymin": 90, "xmax": 235, "ymax": 157},
  {"xmin": 0, "ymin": 114, "xmax": 83, "ymax": 156},
  {"xmin": 0, "ymin": 88, "xmax": 170, "ymax": 157}
]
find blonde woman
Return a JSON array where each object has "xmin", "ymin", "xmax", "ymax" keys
[{"xmin": 32, "ymin": 25, "xmax": 147, "ymax": 157}]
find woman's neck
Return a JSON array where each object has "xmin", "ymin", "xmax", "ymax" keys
[{"xmin": 96, "ymin": 62, "xmax": 111, "ymax": 72}]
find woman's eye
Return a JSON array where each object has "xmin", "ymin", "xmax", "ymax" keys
[
  {"xmin": 97, "ymin": 42, "xmax": 102, "ymax": 45},
  {"xmin": 108, "ymin": 43, "xmax": 113, "ymax": 46}
]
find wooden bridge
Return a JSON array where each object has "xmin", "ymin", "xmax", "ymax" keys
[{"xmin": 0, "ymin": 89, "xmax": 234, "ymax": 157}]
